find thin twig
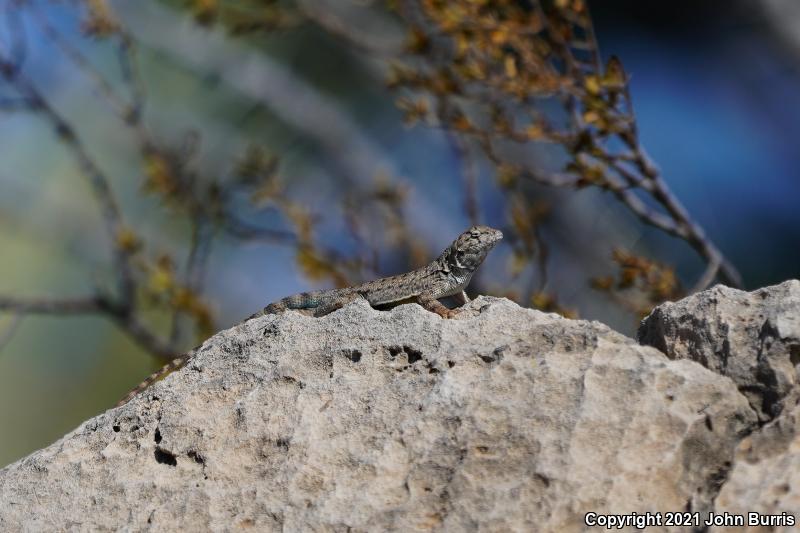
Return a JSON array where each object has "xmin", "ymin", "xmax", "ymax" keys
[
  {"xmin": 435, "ymin": 97, "xmax": 481, "ymax": 225},
  {"xmin": 29, "ymin": 4, "xmax": 129, "ymax": 118},
  {"xmin": 456, "ymin": 135, "xmax": 481, "ymax": 226},
  {"xmin": 117, "ymin": 31, "xmax": 146, "ymax": 123},
  {"xmin": 109, "ymin": 312, "xmax": 175, "ymax": 360},
  {"xmin": 0, "ymin": 313, "xmax": 23, "ymax": 352},
  {"xmin": 295, "ymin": 0, "xmax": 405, "ymax": 55},
  {"xmin": 0, "ymin": 96, "xmax": 32, "ymax": 110},
  {"xmin": 221, "ymin": 216, "xmax": 298, "ymax": 244},
  {"xmin": 4, "ymin": 2, "xmax": 27, "ymax": 69},
  {"xmin": 169, "ymin": 215, "xmax": 214, "ymax": 347}
]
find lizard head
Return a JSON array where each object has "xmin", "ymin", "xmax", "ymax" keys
[{"xmin": 440, "ymin": 225, "xmax": 503, "ymax": 274}]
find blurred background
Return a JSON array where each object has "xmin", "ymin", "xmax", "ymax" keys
[{"xmin": 0, "ymin": 0, "xmax": 797, "ymax": 467}]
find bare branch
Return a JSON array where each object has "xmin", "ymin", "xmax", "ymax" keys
[
  {"xmin": 690, "ymin": 255, "xmax": 722, "ymax": 295},
  {"xmin": 109, "ymin": 312, "xmax": 175, "ymax": 361},
  {"xmin": 0, "ymin": 294, "xmax": 176, "ymax": 361},
  {"xmin": 0, "ymin": 295, "xmax": 105, "ymax": 314},
  {"xmin": 0, "ymin": 62, "xmax": 136, "ymax": 302},
  {"xmin": 295, "ymin": 0, "xmax": 405, "ymax": 55},
  {"xmin": 394, "ymin": 0, "xmax": 742, "ymax": 296},
  {"xmin": 113, "ymin": 1, "xmax": 446, "ymax": 230}
]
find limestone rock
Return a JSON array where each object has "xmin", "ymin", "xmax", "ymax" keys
[
  {"xmin": 0, "ymin": 296, "xmax": 757, "ymax": 532},
  {"xmin": 712, "ymin": 394, "xmax": 800, "ymax": 532},
  {"xmin": 639, "ymin": 280, "xmax": 800, "ymax": 421},
  {"xmin": 640, "ymin": 280, "xmax": 800, "ymax": 532}
]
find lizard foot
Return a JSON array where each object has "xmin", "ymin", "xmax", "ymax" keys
[{"xmin": 441, "ymin": 308, "xmax": 462, "ymax": 319}]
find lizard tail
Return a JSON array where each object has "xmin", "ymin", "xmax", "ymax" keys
[
  {"xmin": 117, "ymin": 290, "xmax": 331, "ymax": 407},
  {"xmin": 247, "ymin": 292, "xmax": 325, "ymax": 319},
  {"xmin": 114, "ymin": 355, "xmax": 188, "ymax": 407},
  {"xmin": 247, "ymin": 301, "xmax": 288, "ymax": 320}
]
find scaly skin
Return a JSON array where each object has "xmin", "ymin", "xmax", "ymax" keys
[{"xmin": 116, "ymin": 226, "xmax": 502, "ymax": 406}]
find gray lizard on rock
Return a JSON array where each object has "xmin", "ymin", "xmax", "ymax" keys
[{"xmin": 116, "ymin": 225, "xmax": 502, "ymax": 406}]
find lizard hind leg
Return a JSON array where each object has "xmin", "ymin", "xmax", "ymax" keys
[
  {"xmin": 251, "ymin": 292, "xmax": 324, "ymax": 318},
  {"xmin": 311, "ymin": 291, "xmax": 366, "ymax": 317}
]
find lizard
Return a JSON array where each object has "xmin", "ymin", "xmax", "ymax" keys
[{"xmin": 115, "ymin": 225, "xmax": 502, "ymax": 407}]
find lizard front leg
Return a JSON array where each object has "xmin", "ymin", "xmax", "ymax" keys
[
  {"xmin": 416, "ymin": 294, "xmax": 459, "ymax": 319},
  {"xmin": 452, "ymin": 290, "xmax": 470, "ymax": 306}
]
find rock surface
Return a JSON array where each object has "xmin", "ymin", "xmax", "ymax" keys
[
  {"xmin": 639, "ymin": 280, "xmax": 800, "ymax": 422},
  {"xmin": 713, "ymin": 395, "xmax": 800, "ymax": 532},
  {"xmin": 639, "ymin": 280, "xmax": 800, "ymax": 532},
  {"xmin": 0, "ymin": 282, "xmax": 797, "ymax": 532}
]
